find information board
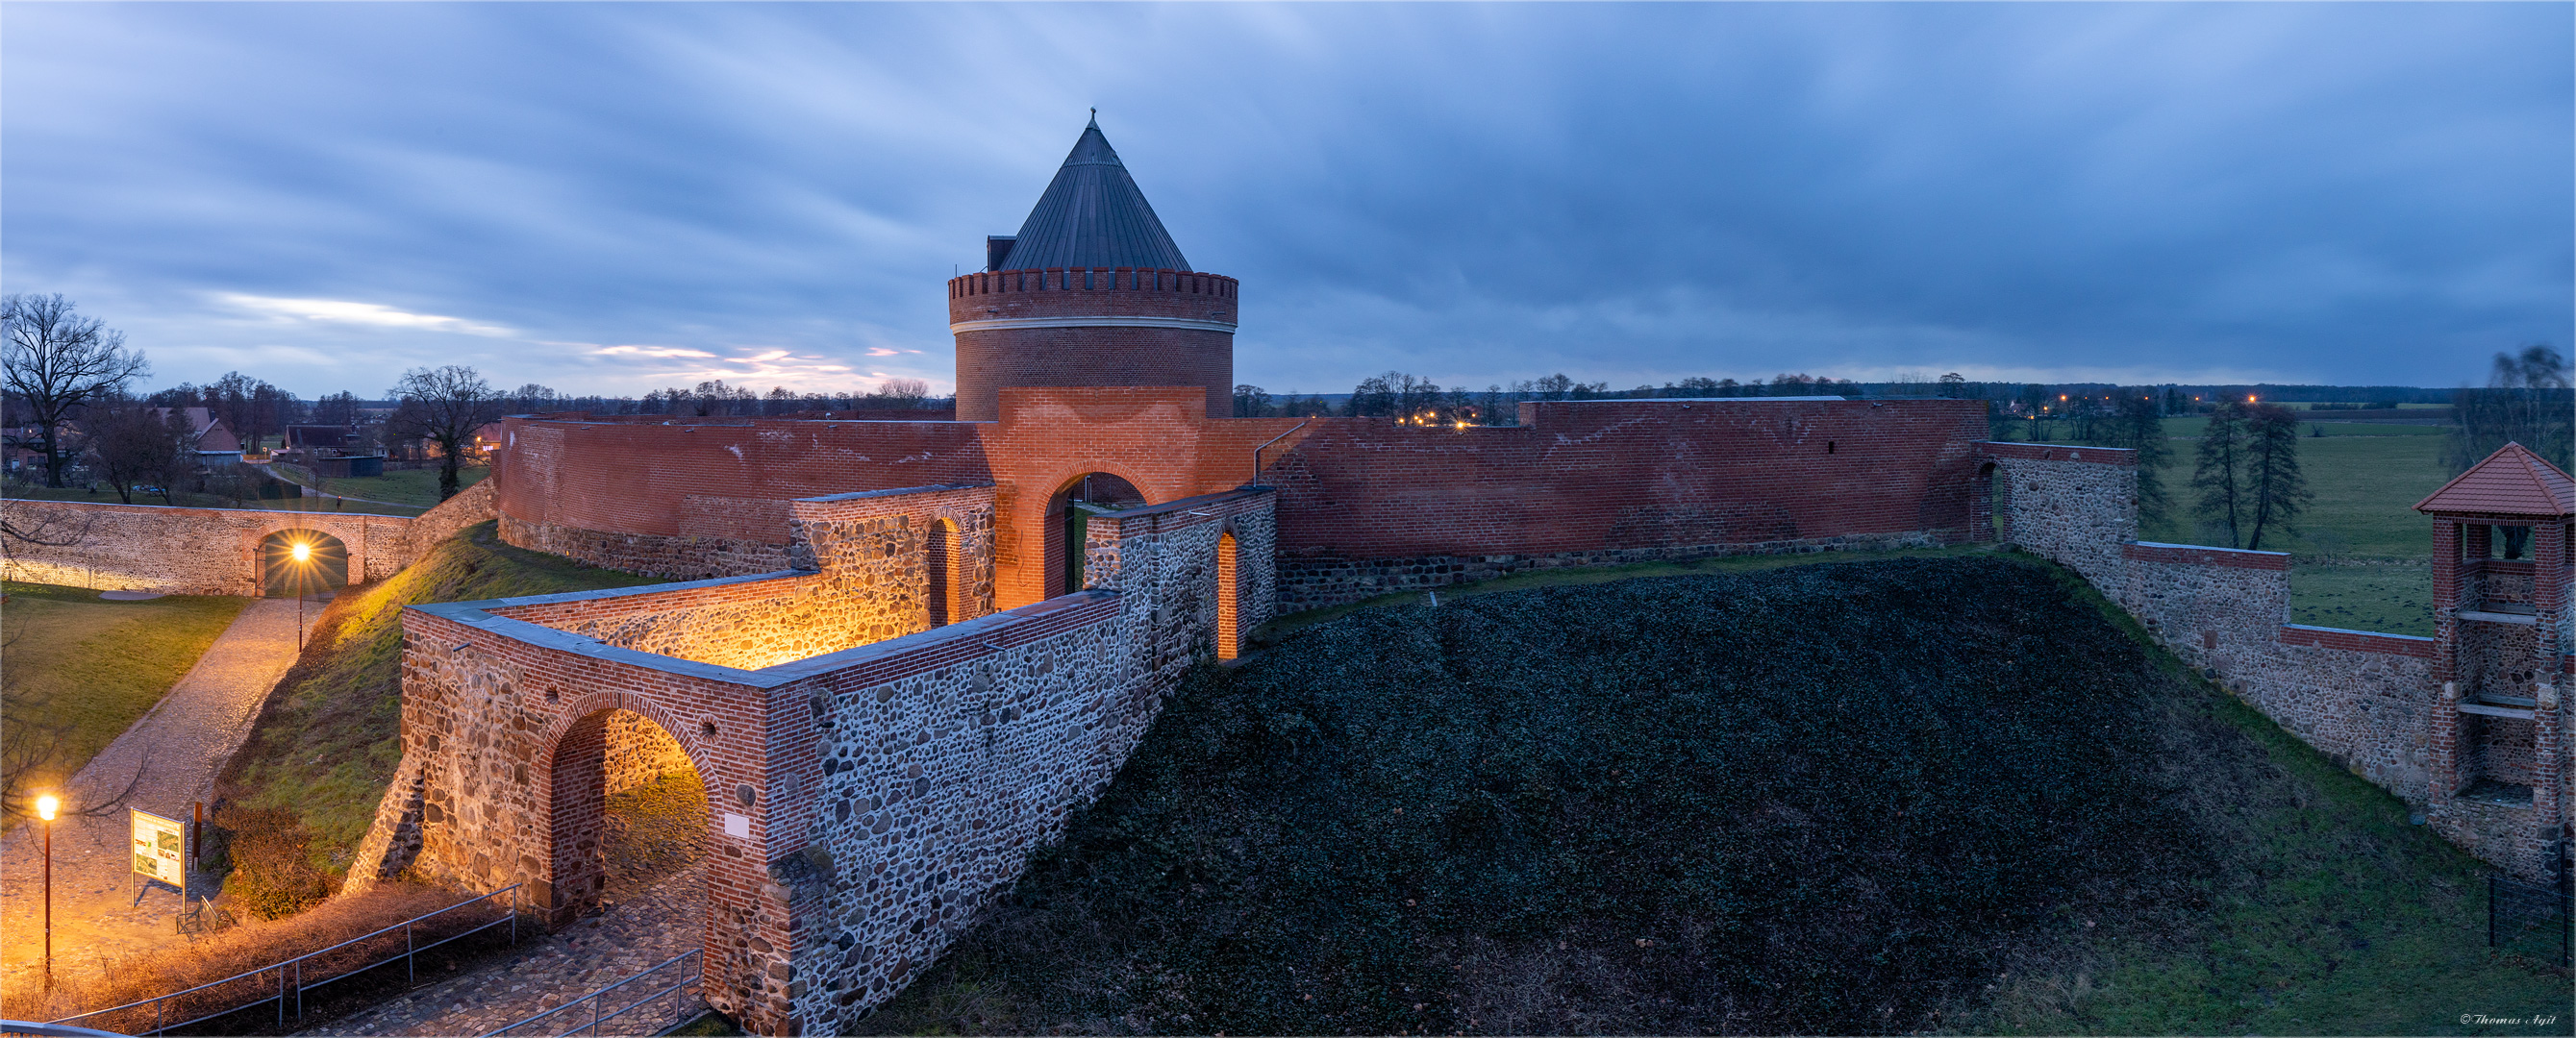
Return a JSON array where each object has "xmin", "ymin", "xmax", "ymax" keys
[{"xmin": 132, "ymin": 808, "xmax": 185, "ymax": 888}]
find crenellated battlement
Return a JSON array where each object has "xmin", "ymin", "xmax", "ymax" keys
[{"xmin": 948, "ymin": 266, "xmax": 1237, "ymax": 301}]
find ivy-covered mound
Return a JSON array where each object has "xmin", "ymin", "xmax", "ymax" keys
[{"xmin": 865, "ymin": 557, "xmax": 2222, "ymax": 1034}]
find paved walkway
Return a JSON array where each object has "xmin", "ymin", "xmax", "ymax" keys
[
  {"xmin": 0, "ymin": 598, "xmax": 307, "ymax": 983},
  {"xmin": 303, "ymin": 865, "xmax": 709, "ymax": 1037}
]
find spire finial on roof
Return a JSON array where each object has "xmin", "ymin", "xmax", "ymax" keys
[{"xmin": 991, "ymin": 117, "xmax": 1191, "ymax": 271}]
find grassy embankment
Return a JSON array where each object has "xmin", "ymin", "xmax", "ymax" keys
[
  {"xmin": 865, "ymin": 552, "xmax": 2569, "ymax": 1036},
  {"xmin": 0, "ymin": 583, "xmax": 248, "ymax": 825},
  {"xmin": 213, "ymin": 520, "xmax": 656, "ymax": 908}
]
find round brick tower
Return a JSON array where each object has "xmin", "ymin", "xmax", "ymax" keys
[{"xmin": 949, "ymin": 117, "xmax": 1237, "ymax": 422}]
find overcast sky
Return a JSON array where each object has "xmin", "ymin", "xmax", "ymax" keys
[{"xmin": 3, "ymin": 3, "xmax": 2567, "ymax": 399}]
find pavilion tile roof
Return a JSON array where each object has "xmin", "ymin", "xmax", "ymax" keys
[
  {"xmin": 2413, "ymin": 442, "xmax": 2576, "ymax": 518},
  {"xmin": 995, "ymin": 117, "xmax": 1192, "ymax": 273}
]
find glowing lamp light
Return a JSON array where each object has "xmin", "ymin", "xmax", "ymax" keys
[
  {"xmin": 291, "ymin": 541, "xmax": 312, "ymax": 563},
  {"xmin": 35, "ymin": 794, "xmax": 59, "ymax": 822}
]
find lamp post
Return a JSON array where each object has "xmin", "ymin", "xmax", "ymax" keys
[
  {"xmin": 290, "ymin": 540, "xmax": 312, "ymax": 650},
  {"xmin": 36, "ymin": 793, "xmax": 59, "ymax": 979}
]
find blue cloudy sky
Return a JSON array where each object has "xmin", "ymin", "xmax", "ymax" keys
[{"xmin": 3, "ymin": 3, "xmax": 2567, "ymax": 399}]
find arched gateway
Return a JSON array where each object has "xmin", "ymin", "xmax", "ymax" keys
[{"xmin": 356, "ymin": 477, "xmax": 1279, "ymax": 1034}]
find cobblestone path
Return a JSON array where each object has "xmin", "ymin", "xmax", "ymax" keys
[
  {"xmin": 302, "ymin": 864, "xmax": 709, "ymax": 1037},
  {"xmin": 0, "ymin": 598, "xmax": 305, "ymax": 985}
]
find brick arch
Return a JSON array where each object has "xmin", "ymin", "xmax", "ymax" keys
[
  {"xmin": 1039, "ymin": 466, "xmax": 1155, "ymax": 599},
  {"xmin": 240, "ymin": 514, "xmax": 382, "ymax": 589},
  {"xmin": 254, "ymin": 526, "xmax": 352, "ymax": 595},
  {"xmin": 528, "ymin": 690, "xmax": 732, "ymax": 924}
]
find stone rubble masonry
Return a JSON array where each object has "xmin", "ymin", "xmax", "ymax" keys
[
  {"xmin": 356, "ymin": 474, "xmax": 1276, "ymax": 1035},
  {"xmin": 606, "ymin": 709, "xmax": 693, "ymax": 796},
  {"xmin": 0, "ymin": 477, "xmax": 497, "ymax": 595},
  {"xmin": 1977, "ymin": 441, "xmax": 2138, "ymax": 593}
]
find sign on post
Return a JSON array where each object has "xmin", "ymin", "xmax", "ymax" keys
[{"xmin": 131, "ymin": 807, "xmax": 186, "ymax": 904}]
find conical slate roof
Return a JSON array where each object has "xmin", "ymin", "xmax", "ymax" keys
[
  {"xmin": 2414, "ymin": 442, "xmax": 2576, "ymax": 517},
  {"xmin": 997, "ymin": 118, "xmax": 1191, "ymax": 272}
]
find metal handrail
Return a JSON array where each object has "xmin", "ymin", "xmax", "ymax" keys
[
  {"xmin": 48, "ymin": 883, "xmax": 522, "ymax": 1035},
  {"xmin": 480, "ymin": 949, "xmax": 703, "ymax": 1038}
]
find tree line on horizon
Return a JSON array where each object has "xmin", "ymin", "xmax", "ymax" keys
[{"xmin": 6, "ymin": 291, "xmax": 2566, "ymax": 511}]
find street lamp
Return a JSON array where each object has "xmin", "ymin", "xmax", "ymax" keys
[
  {"xmin": 36, "ymin": 792, "xmax": 59, "ymax": 978},
  {"xmin": 290, "ymin": 540, "xmax": 313, "ymax": 650}
]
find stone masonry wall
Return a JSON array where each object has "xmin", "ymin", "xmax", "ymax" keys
[
  {"xmin": 2122, "ymin": 542, "xmax": 2440, "ymax": 804},
  {"xmin": 500, "ymin": 513, "xmax": 792, "ymax": 581},
  {"xmin": 0, "ymin": 497, "xmax": 418, "ymax": 594},
  {"xmin": 375, "ymin": 606, "xmax": 790, "ymax": 1029},
  {"xmin": 1081, "ymin": 488, "xmax": 1279, "ymax": 668},
  {"xmin": 782, "ymin": 593, "xmax": 1134, "ymax": 1031},
  {"xmin": 1979, "ymin": 441, "xmax": 2137, "ymax": 594},
  {"xmin": 606, "ymin": 709, "xmax": 694, "ymax": 796}
]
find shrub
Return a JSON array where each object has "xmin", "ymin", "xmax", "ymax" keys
[{"xmin": 214, "ymin": 804, "xmax": 333, "ymax": 920}]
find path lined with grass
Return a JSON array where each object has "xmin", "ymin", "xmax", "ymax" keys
[{"xmin": 0, "ymin": 597, "xmax": 304, "ymax": 987}]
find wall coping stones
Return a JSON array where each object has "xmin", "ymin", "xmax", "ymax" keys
[
  {"xmin": 2125, "ymin": 540, "xmax": 2292, "ymax": 570},
  {"xmin": 470, "ymin": 570, "xmax": 813, "ymax": 611},
  {"xmin": 1976, "ymin": 441, "xmax": 2138, "ymax": 465},
  {"xmin": 406, "ymin": 587, "xmax": 1123, "ymax": 690},
  {"xmin": 795, "ymin": 481, "xmax": 997, "ymax": 504},
  {"xmin": 2277, "ymin": 623, "xmax": 2438, "ymax": 657},
  {"xmin": 2, "ymin": 497, "xmax": 418, "ymax": 520},
  {"xmin": 1088, "ymin": 486, "xmax": 1271, "ymax": 523}
]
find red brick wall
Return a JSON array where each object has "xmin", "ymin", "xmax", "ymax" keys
[{"xmin": 487, "ymin": 395, "xmax": 1997, "ymax": 611}]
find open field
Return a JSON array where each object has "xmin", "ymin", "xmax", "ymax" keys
[
  {"xmin": 215, "ymin": 521, "xmax": 658, "ymax": 877},
  {"xmin": 2106, "ymin": 419, "xmax": 2451, "ymax": 638},
  {"xmin": 276, "ymin": 464, "xmax": 488, "ymax": 509},
  {"xmin": 869, "ymin": 555, "xmax": 2569, "ymax": 1035},
  {"xmin": 0, "ymin": 582, "xmax": 248, "ymax": 822}
]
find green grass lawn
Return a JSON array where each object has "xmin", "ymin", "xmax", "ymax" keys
[
  {"xmin": 1, "ymin": 582, "xmax": 248, "ymax": 823},
  {"xmin": 279, "ymin": 465, "xmax": 487, "ymax": 509}
]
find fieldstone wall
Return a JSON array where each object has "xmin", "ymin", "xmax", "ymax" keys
[
  {"xmin": 781, "ymin": 592, "xmax": 1134, "ymax": 1030},
  {"xmin": 500, "ymin": 514, "xmax": 793, "ymax": 581},
  {"xmin": 1978, "ymin": 441, "xmax": 2137, "ymax": 593},
  {"xmin": 487, "ymin": 484, "xmax": 1003, "ymax": 671},
  {"xmin": 0, "ymin": 497, "xmax": 421, "ymax": 594},
  {"xmin": 1083, "ymin": 489, "xmax": 1278, "ymax": 665},
  {"xmin": 606, "ymin": 709, "xmax": 694, "ymax": 796},
  {"xmin": 376, "ymin": 607, "xmax": 792, "ymax": 1029},
  {"xmin": 2122, "ymin": 542, "xmax": 2440, "ymax": 804}
]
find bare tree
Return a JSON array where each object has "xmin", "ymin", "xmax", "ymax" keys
[
  {"xmin": 1, "ymin": 293, "xmax": 151, "ymax": 487},
  {"xmin": 388, "ymin": 365, "xmax": 500, "ymax": 501},
  {"xmin": 83, "ymin": 394, "xmax": 188, "ymax": 504},
  {"xmin": 311, "ymin": 390, "xmax": 363, "ymax": 427},
  {"xmin": 2449, "ymin": 345, "xmax": 2573, "ymax": 474}
]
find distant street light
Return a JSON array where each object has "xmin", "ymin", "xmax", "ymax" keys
[
  {"xmin": 36, "ymin": 792, "xmax": 59, "ymax": 978},
  {"xmin": 290, "ymin": 541, "xmax": 313, "ymax": 650}
]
